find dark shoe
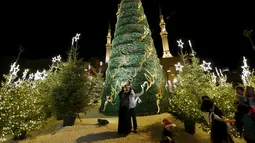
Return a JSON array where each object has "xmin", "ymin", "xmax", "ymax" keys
[{"xmin": 133, "ymin": 130, "xmax": 137, "ymax": 133}]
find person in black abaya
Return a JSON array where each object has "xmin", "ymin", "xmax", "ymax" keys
[{"xmin": 118, "ymin": 85, "xmax": 132, "ymax": 135}]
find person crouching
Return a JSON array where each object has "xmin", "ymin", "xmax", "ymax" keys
[{"xmin": 160, "ymin": 119, "xmax": 176, "ymax": 143}]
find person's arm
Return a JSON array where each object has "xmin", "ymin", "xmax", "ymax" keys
[{"xmin": 134, "ymin": 86, "xmax": 144, "ymax": 97}]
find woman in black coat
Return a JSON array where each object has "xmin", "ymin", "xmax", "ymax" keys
[{"xmin": 118, "ymin": 85, "xmax": 132, "ymax": 135}]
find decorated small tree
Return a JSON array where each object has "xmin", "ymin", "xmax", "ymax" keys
[
  {"xmin": 88, "ymin": 72, "xmax": 104, "ymax": 105},
  {"xmin": 169, "ymin": 40, "xmax": 213, "ymax": 134},
  {"xmin": 0, "ymin": 62, "xmax": 49, "ymax": 140},
  {"xmin": 100, "ymin": 0, "xmax": 168, "ymax": 115},
  {"xmin": 51, "ymin": 34, "xmax": 91, "ymax": 126},
  {"xmin": 207, "ymin": 68, "xmax": 236, "ymax": 119},
  {"xmin": 169, "ymin": 53, "xmax": 211, "ymax": 134}
]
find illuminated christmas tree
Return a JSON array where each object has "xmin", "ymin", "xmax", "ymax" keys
[
  {"xmin": 169, "ymin": 55, "xmax": 211, "ymax": 123},
  {"xmin": 100, "ymin": 0, "xmax": 168, "ymax": 115}
]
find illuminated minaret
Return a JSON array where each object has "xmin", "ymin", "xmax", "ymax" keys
[
  {"xmin": 105, "ymin": 22, "xmax": 112, "ymax": 63},
  {"xmin": 116, "ymin": 4, "xmax": 120, "ymax": 16},
  {"xmin": 159, "ymin": 6, "xmax": 173, "ymax": 58}
]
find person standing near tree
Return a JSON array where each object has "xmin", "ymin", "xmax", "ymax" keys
[
  {"xmin": 118, "ymin": 85, "xmax": 132, "ymax": 135},
  {"xmin": 129, "ymin": 81, "xmax": 145, "ymax": 133}
]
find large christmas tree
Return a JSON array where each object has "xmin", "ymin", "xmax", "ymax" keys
[{"xmin": 100, "ymin": 0, "xmax": 168, "ymax": 115}]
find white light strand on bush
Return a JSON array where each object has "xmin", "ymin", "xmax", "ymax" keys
[
  {"xmin": 72, "ymin": 33, "xmax": 81, "ymax": 46},
  {"xmin": 177, "ymin": 39, "xmax": 184, "ymax": 48},
  {"xmin": 241, "ymin": 56, "xmax": 251, "ymax": 86},
  {"xmin": 200, "ymin": 60, "xmax": 212, "ymax": 72},
  {"xmin": 175, "ymin": 62, "xmax": 184, "ymax": 72}
]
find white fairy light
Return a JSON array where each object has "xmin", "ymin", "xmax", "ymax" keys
[
  {"xmin": 215, "ymin": 67, "xmax": 220, "ymax": 76},
  {"xmin": 34, "ymin": 70, "xmax": 41, "ymax": 81},
  {"xmin": 200, "ymin": 60, "xmax": 212, "ymax": 72},
  {"xmin": 175, "ymin": 62, "xmax": 184, "ymax": 72},
  {"xmin": 211, "ymin": 73, "xmax": 217, "ymax": 84},
  {"xmin": 56, "ymin": 55, "xmax": 61, "ymax": 62},
  {"xmin": 29, "ymin": 73, "xmax": 34, "ymax": 80},
  {"xmin": 100, "ymin": 61, "xmax": 103, "ymax": 66},
  {"xmin": 40, "ymin": 70, "xmax": 48, "ymax": 80},
  {"xmin": 22, "ymin": 69, "xmax": 29, "ymax": 79},
  {"xmin": 177, "ymin": 39, "xmax": 184, "ymax": 48},
  {"xmin": 52, "ymin": 57, "xmax": 57, "ymax": 63},
  {"xmin": 72, "ymin": 33, "xmax": 81, "ymax": 46},
  {"xmin": 88, "ymin": 64, "xmax": 91, "ymax": 70},
  {"xmin": 14, "ymin": 78, "xmax": 23, "ymax": 87}
]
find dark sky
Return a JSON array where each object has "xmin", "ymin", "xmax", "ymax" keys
[{"xmin": 1, "ymin": 0, "xmax": 255, "ymax": 70}]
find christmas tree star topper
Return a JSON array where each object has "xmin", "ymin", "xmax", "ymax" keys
[
  {"xmin": 72, "ymin": 33, "xmax": 81, "ymax": 46},
  {"xmin": 175, "ymin": 62, "xmax": 184, "ymax": 72},
  {"xmin": 200, "ymin": 60, "xmax": 212, "ymax": 72},
  {"xmin": 177, "ymin": 39, "xmax": 184, "ymax": 48}
]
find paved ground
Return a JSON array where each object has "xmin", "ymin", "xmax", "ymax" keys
[{"xmin": 15, "ymin": 104, "xmax": 245, "ymax": 143}]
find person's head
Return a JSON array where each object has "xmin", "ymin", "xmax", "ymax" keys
[
  {"xmin": 123, "ymin": 85, "xmax": 130, "ymax": 93},
  {"xmin": 236, "ymin": 86, "xmax": 245, "ymax": 95},
  {"xmin": 201, "ymin": 99, "xmax": 214, "ymax": 112},
  {"xmin": 245, "ymin": 86, "xmax": 254, "ymax": 97},
  {"xmin": 201, "ymin": 95, "xmax": 210, "ymax": 100},
  {"xmin": 162, "ymin": 119, "xmax": 176, "ymax": 131},
  {"xmin": 210, "ymin": 118, "xmax": 230, "ymax": 143}
]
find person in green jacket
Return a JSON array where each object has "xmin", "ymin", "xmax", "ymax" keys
[{"xmin": 239, "ymin": 105, "xmax": 255, "ymax": 143}]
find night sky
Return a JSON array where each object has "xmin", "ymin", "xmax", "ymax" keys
[{"xmin": 1, "ymin": 0, "xmax": 255, "ymax": 70}]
